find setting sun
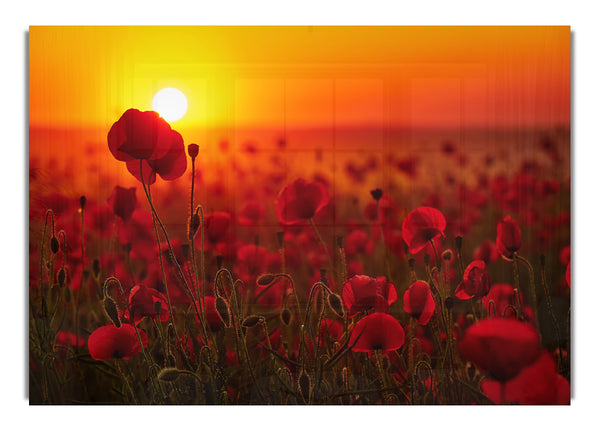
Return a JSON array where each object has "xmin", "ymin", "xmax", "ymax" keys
[{"xmin": 152, "ymin": 87, "xmax": 188, "ymax": 122}]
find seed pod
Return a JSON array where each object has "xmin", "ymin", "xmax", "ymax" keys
[
  {"xmin": 327, "ymin": 293, "xmax": 345, "ymax": 317},
  {"xmin": 50, "ymin": 236, "xmax": 60, "ymax": 254},
  {"xmin": 153, "ymin": 301, "xmax": 163, "ymax": 315},
  {"xmin": 423, "ymin": 253, "xmax": 431, "ymax": 265},
  {"xmin": 157, "ymin": 367, "xmax": 182, "ymax": 382},
  {"xmin": 442, "ymin": 249, "xmax": 454, "ymax": 262},
  {"xmin": 103, "ymin": 296, "xmax": 121, "ymax": 328},
  {"xmin": 215, "ymin": 296, "xmax": 231, "ymax": 328},
  {"xmin": 280, "ymin": 308, "xmax": 292, "ymax": 326},
  {"xmin": 215, "ymin": 254, "xmax": 224, "ymax": 269},
  {"xmin": 336, "ymin": 236, "xmax": 345, "ymax": 248},
  {"xmin": 455, "ymin": 236, "xmax": 463, "ymax": 251},
  {"xmin": 408, "ymin": 258, "xmax": 416, "ymax": 271},
  {"xmin": 370, "ymin": 188, "xmax": 383, "ymax": 201},
  {"xmin": 57, "ymin": 268, "xmax": 66, "ymax": 288},
  {"xmin": 187, "ymin": 143, "xmax": 199, "ymax": 159},
  {"xmin": 242, "ymin": 315, "xmax": 263, "ymax": 328},
  {"xmin": 79, "ymin": 195, "xmax": 87, "ymax": 210}
]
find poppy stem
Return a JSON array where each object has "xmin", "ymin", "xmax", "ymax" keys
[
  {"xmin": 515, "ymin": 254, "xmax": 540, "ymax": 330},
  {"xmin": 512, "ymin": 256, "xmax": 525, "ymax": 320},
  {"xmin": 539, "ymin": 256, "xmax": 562, "ymax": 367},
  {"xmin": 309, "ymin": 218, "xmax": 337, "ymax": 289},
  {"xmin": 377, "ymin": 200, "xmax": 394, "ymax": 284}
]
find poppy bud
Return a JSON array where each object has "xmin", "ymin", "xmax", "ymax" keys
[
  {"xmin": 327, "ymin": 293, "xmax": 345, "ymax": 317},
  {"xmin": 370, "ymin": 188, "xmax": 383, "ymax": 201},
  {"xmin": 80, "ymin": 195, "xmax": 87, "ymax": 210},
  {"xmin": 298, "ymin": 370, "xmax": 312, "ymax": 402},
  {"xmin": 215, "ymin": 254, "xmax": 224, "ymax": 269},
  {"xmin": 188, "ymin": 213, "xmax": 200, "ymax": 240},
  {"xmin": 57, "ymin": 268, "xmax": 66, "ymax": 288},
  {"xmin": 256, "ymin": 274, "xmax": 277, "ymax": 287},
  {"xmin": 423, "ymin": 253, "xmax": 431, "ymax": 265},
  {"xmin": 187, "ymin": 143, "xmax": 199, "ymax": 160},
  {"xmin": 103, "ymin": 296, "xmax": 121, "ymax": 328},
  {"xmin": 336, "ymin": 236, "xmax": 345, "ymax": 248},
  {"xmin": 50, "ymin": 236, "xmax": 60, "ymax": 254},
  {"xmin": 242, "ymin": 315, "xmax": 263, "ymax": 328},
  {"xmin": 280, "ymin": 308, "xmax": 292, "ymax": 326},
  {"xmin": 215, "ymin": 296, "xmax": 231, "ymax": 328},
  {"xmin": 157, "ymin": 367, "xmax": 182, "ymax": 382},
  {"xmin": 153, "ymin": 301, "xmax": 163, "ymax": 315},
  {"xmin": 408, "ymin": 258, "xmax": 416, "ymax": 271}
]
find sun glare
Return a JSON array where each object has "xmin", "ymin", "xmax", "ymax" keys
[{"xmin": 152, "ymin": 87, "xmax": 188, "ymax": 122}]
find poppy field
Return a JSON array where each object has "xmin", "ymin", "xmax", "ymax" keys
[{"xmin": 28, "ymin": 26, "xmax": 571, "ymax": 405}]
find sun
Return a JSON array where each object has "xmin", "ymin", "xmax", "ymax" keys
[{"xmin": 152, "ymin": 87, "xmax": 188, "ymax": 122}]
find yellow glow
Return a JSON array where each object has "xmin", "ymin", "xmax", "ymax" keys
[{"xmin": 152, "ymin": 87, "xmax": 188, "ymax": 122}]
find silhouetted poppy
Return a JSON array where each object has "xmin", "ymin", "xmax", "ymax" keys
[
  {"xmin": 125, "ymin": 129, "xmax": 187, "ymax": 185},
  {"xmin": 88, "ymin": 324, "xmax": 148, "ymax": 360},
  {"xmin": 108, "ymin": 186, "xmax": 136, "ymax": 222},
  {"xmin": 481, "ymin": 351, "xmax": 570, "ymax": 404},
  {"xmin": 455, "ymin": 260, "xmax": 491, "ymax": 300},
  {"xmin": 345, "ymin": 229, "xmax": 375, "ymax": 257},
  {"xmin": 275, "ymin": 178, "xmax": 329, "ymax": 225},
  {"xmin": 458, "ymin": 318, "xmax": 540, "ymax": 382},
  {"xmin": 342, "ymin": 275, "xmax": 397, "ymax": 317},
  {"xmin": 127, "ymin": 284, "xmax": 169, "ymax": 323},
  {"xmin": 402, "ymin": 207, "xmax": 446, "ymax": 254},
  {"xmin": 403, "ymin": 280, "xmax": 435, "ymax": 325},
  {"xmin": 496, "ymin": 215, "xmax": 521, "ymax": 260},
  {"xmin": 349, "ymin": 313, "xmax": 405, "ymax": 352},
  {"xmin": 108, "ymin": 109, "xmax": 175, "ymax": 161},
  {"xmin": 238, "ymin": 201, "xmax": 265, "ymax": 226}
]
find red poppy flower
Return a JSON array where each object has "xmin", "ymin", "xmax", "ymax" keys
[
  {"xmin": 496, "ymin": 215, "xmax": 522, "ymax": 260},
  {"xmin": 402, "ymin": 207, "xmax": 446, "ymax": 255},
  {"xmin": 238, "ymin": 201, "xmax": 265, "ymax": 226},
  {"xmin": 108, "ymin": 186, "xmax": 136, "ymax": 222},
  {"xmin": 108, "ymin": 109, "xmax": 175, "ymax": 161},
  {"xmin": 403, "ymin": 280, "xmax": 435, "ymax": 325},
  {"xmin": 342, "ymin": 275, "xmax": 398, "ymax": 317},
  {"xmin": 88, "ymin": 324, "xmax": 148, "ymax": 361},
  {"xmin": 205, "ymin": 212, "xmax": 232, "ymax": 244},
  {"xmin": 473, "ymin": 240, "xmax": 499, "ymax": 264},
  {"xmin": 455, "ymin": 260, "xmax": 491, "ymax": 300},
  {"xmin": 481, "ymin": 351, "xmax": 570, "ymax": 405},
  {"xmin": 349, "ymin": 313, "xmax": 405, "ymax": 352},
  {"xmin": 127, "ymin": 284, "xmax": 169, "ymax": 323},
  {"xmin": 125, "ymin": 130, "xmax": 187, "ymax": 185},
  {"xmin": 55, "ymin": 331, "xmax": 86, "ymax": 348},
  {"xmin": 275, "ymin": 178, "xmax": 329, "ymax": 225},
  {"xmin": 458, "ymin": 318, "xmax": 540, "ymax": 382},
  {"xmin": 345, "ymin": 229, "xmax": 375, "ymax": 257}
]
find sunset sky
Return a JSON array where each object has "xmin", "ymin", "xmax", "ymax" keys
[{"xmin": 29, "ymin": 26, "xmax": 570, "ymax": 137}]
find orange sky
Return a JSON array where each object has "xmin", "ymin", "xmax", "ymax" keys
[{"xmin": 29, "ymin": 26, "xmax": 570, "ymax": 134}]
